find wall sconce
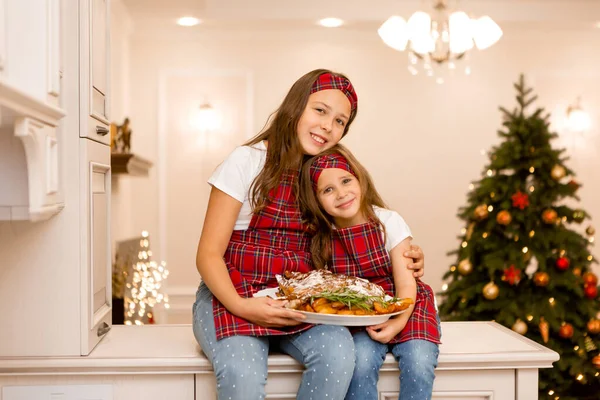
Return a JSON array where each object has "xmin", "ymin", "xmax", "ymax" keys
[
  {"xmin": 566, "ymin": 97, "xmax": 591, "ymax": 133},
  {"xmin": 190, "ymin": 101, "xmax": 221, "ymax": 132}
]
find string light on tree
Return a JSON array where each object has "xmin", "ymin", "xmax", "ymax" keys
[{"xmin": 124, "ymin": 231, "xmax": 170, "ymax": 325}]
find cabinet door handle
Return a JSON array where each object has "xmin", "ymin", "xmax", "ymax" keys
[
  {"xmin": 97, "ymin": 322, "xmax": 111, "ymax": 337},
  {"xmin": 96, "ymin": 126, "xmax": 109, "ymax": 136}
]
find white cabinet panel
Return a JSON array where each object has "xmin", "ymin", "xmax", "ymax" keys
[
  {"xmin": 80, "ymin": 0, "xmax": 110, "ymax": 145},
  {"xmin": 3, "ymin": 384, "xmax": 112, "ymax": 400},
  {"xmin": 80, "ymin": 138, "xmax": 111, "ymax": 355}
]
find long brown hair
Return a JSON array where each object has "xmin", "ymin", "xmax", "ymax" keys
[
  {"xmin": 245, "ymin": 69, "xmax": 358, "ymax": 213},
  {"xmin": 299, "ymin": 144, "xmax": 387, "ymax": 269}
]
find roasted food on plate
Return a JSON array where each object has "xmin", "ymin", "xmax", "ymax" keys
[{"xmin": 275, "ymin": 270, "xmax": 413, "ymax": 316}]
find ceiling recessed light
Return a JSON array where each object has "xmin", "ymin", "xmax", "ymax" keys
[
  {"xmin": 318, "ymin": 18, "xmax": 344, "ymax": 28},
  {"xmin": 177, "ymin": 16, "xmax": 201, "ymax": 27}
]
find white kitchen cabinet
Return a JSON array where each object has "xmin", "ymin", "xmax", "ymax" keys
[
  {"xmin": 80, "ymin": 138, "xmax": 112, "ymax": 354},
  {"xmin": 80, "ymin": 0, "xmax": 111, "ymax": 145},
  {"xmin": 0, "ymin": 0, "xmax": 111, "ymax": 357},
  {"xmin": 0, "ymin": 0, "xmax": 65, "ymax": 222},
  {"xmin": 0, "ymin": 323, "xmax": 558, "ymax": 400}
]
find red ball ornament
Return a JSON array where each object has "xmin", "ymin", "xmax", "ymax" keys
[
  {"xmin": 558, "ymin": 323, "xmax": 574, "ymax": 339},
  {"xmin": 584, "ymin": 284, "xmax": 598, "ymax": 299},
  {"xmin": 593, "ymin": 355, "xmax": 600, "ymax": 369},
  {"xmin": 583, "ymin": 272, "xmax": 598, "ymax": 286},
  {"xmin": 542, "ymin": 209, "xmax": 558, "ymax": 224},
  {"xmin": 555, "ymin": 257, "xmax": 570, "ymax": 271},
  {"xmin": 496, "ymin": 210, "xmax": 512, "ymax": 225}
]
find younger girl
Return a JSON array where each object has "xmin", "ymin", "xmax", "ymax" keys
[{"xmin": 300, "ymin": 145, "xmax": 441, "ymax": 400}]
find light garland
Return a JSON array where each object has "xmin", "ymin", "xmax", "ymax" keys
[{"xmin": 124, "ymin": 231, "xmax": 170, "ymax": 325}]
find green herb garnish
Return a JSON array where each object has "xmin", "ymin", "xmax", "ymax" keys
[{"xmin": 312, "ymin": 289, "xmax": 399, "ymax": 311}]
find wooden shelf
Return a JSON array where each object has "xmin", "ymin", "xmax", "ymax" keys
[{"xmin": 111, "ymin": 153, "xmax": 153, "ymax": 176}]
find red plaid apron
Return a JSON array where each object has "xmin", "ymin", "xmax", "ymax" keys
[
  {"xmin": 330, "ymin": 221, "xmax": 441, "ymax": 344},
  {"xmin": 212, "ymin": 171, "xmax": 313, "ymax": 340}
]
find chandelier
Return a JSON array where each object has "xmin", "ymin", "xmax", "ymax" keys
[{"xmin": 378, "ymin": 0, "xmax": 502, "ymax": 81}]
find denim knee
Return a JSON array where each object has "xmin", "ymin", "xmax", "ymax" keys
[
  {"xmin": 281, "ymin": 325, "xmax": 355, "ymax": 399},
  {"xmin": 212, "ymin": 346, "xmax": 268, "ymax": 400},
  {"xmin": 307, "ymin": 325, "xmax": 356, "ymax": 377},
  {"xmin": 392, "ymin": 339, "xmax": 439, "ymax": 384},
  {"xmin": 352, "ymin": 331, "xmax": 387, "ymax": 378}
]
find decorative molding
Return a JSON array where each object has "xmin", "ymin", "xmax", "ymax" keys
[
  {"xmin": 431, "ymin": 391, "xmax": 493, "ymax": 399},
  {"xmin": 111, "ymin": 153, "xmax": 153, "ymax": 176},
  {"xmin": 10, "ymin": 117, "xmax": 64, "ymax": 221},
  {"xmin": 0, "ymin": 80, "xmax": 65, "ymax": 126}
]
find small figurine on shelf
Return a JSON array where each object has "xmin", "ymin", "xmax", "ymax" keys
[
  {"xmin": 120, "ymin": 118, "xmax": 132, "ymax": 153},
  {"xmin": 111, "ymin": 117, "xmax": 133, "ymax": 153}
]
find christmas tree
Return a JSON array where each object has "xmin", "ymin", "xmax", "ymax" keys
[{"xmin": 439, "ymin": 75, "xmax": 600, "ymax": 400}]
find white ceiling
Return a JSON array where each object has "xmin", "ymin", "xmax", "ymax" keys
[{"xmin": 121, "ymin": 0, "xmax": 600, "ymax": 32}]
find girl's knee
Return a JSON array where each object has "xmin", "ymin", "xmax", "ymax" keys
[
  {"xmin": 310, "ymin": 326, "xmax": 355, "ymax": 375},
  {"xmin": 394, "ymin": 340, "xmax": 439, "ymax": 375},
  {"xmin": 214, "ymin": 357, "xmax": 268, "ymax": 399}
]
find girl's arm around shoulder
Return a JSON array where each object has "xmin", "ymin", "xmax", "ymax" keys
[{"xmin": 390, "ymin": 237, "xmax": 417, "ymax": 302}]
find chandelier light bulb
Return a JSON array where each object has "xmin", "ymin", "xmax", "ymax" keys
[
  {"xmin": 378, "ymin": 16, "xmax": 409, "ymax": 51},
  {"xmin": 449, "ymin": 11, "xmax": 473, "ymax": 54},
  {"xmin": 473, "ymin": 16, "xmax": 503, "ymax": 50}
]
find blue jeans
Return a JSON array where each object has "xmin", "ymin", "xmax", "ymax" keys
[
  {"xmin": 345, "ymin": 331, "xmax": 439, "ymax": 400},
  {"xmin": 193, "ymin": 282, "xmax": 356, "ymax": 400}
]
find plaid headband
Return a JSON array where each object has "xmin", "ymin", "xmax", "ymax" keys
[
  {"xmin": 310, "ymin": 153, "xmax": 356, "ymax": 191},
  {"xmin": 310, "ymin": 73, "xmax": 358, "ymax": 111}
]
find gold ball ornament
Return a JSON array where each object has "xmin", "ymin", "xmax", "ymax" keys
[
  {"xmin": 533, "ymin": 272, "xmax": 550, "ymax": 287},
  {"xmin": 572, "ymin": 209, "xmax": 585, "ymax": 223},
  {"xmin": 542, "ymin": 209, "xmax": 558, "ymax": 224},
  {"xmin": 573, "ymin": 267, "xmax": 582, "ymax": 277},
  {"xmin": 587, "ymin": 226, "xmax": 596, "ymax": 236},
  {"xmin": 587, "ymin": 319, "xmax": 600, "ymax": 335},
  {"xmin": 496, "ymin": 210, "xmax": 512, "ymax": 225},
  {"xmin": 474, "ymin": 204, "xmax": 489, "ymax": 220},
  {"xmin": 458, "ymin": 259, "xmax": 473, "ymax": 275},
  {"xmin": 550, "ymin": 164, "xmax": 566, "ymax": 180},
  {"xmin": 512, "ymin": 319, "xmax": 528, "ymax": 335},
  {"xmin": 483, "ymin": 281, "xmax": 499, "ymax": 300}
]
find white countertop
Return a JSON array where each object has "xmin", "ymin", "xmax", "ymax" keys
[{"xmin": 0, "ymin": 322, "xmax": 559, "ymax": 375}]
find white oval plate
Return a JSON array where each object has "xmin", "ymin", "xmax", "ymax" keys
[{"xmin": 253, "ymin": 287, "xmax": 407, "ymax": 326}]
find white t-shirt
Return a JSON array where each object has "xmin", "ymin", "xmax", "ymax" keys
[
  {"xmin": 207, "ymin": 142, "xmax": 267, "ymax": 230},
  {"xmin": 373, "ymin": 207, "xmax": 412, "ymax": 252}
]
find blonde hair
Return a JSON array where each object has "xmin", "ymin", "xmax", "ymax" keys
[
  {"xmin": 299, "ymin": 144, "xmax": 387, "ymax": 269},
  {"xmin": 245, "ymin": 69, "xmax": 358, "ymax": 213}
]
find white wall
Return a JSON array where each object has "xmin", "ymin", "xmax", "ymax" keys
[
  {"xmin": 123, "ymin": 24, "xmax": 600, "ymax": 322},
  {"xmin": 110, "ymin": 0, "xmax": 139, "ymax": 255}
]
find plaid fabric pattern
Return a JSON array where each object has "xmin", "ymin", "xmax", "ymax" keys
[
  {"xmin": 310, "ymin": 73, "xmax": 358, "ymax": 110},
  {"xmin": 330, "ymin": 222, "xmax": 441, "ymax": 344},
  {"xmin": 213, "ymin": 171, "xmax": 314, "ymax": 340},
  {"xmin": 309, "ymin": 153, "xmax": 356, "ymax": 191}
]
